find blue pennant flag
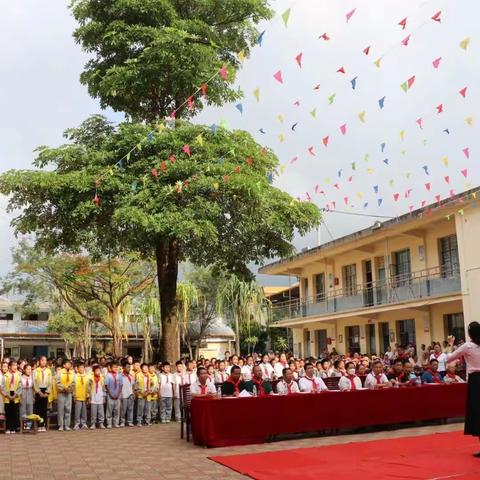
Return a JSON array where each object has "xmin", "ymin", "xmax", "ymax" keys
[
  {"xmin": 363, "ymin": 202, "xmax": 369, "ymax": 208},
  {"xmin": 267, "ymin": 172, "xmax": 274, "ymax": 184},
  {"xmin": 210, "ymin": 124, "xmax": 218, "ymax": 134},
  {"xmin": 351, "ymin": 76, "xmax": 358, "ymax": 90},
  {"xmin": 235, "ymin": 103, "xmax": 243, "ymax": 114},
  {"xmin": 258, "ymin": 30, "xmax": 266, "ymax": 46},
  {"xmin": 373, "ymin": 185, "xmax": 379, "ymax": 194},
  {"xmin": 422, "ymin": 165, "xmax": 429, "ymax": 175},
  {"xmin": 378, "ymin": 96, "xmax": 386, "ymax": 109},
  {"xmin": 378, "ymin": 198, "xmax": 383, "ymax": 207},
  {"xmin": 383, "ymin": 158, "xmax": 389, "ymax": 165},
  {"xmin": 147, "ymin": 132, "xmax": 155, "ymax": 142},
  {"xmin": 381, "ymin": 142, "xmax": 386, "ymax": 153}
]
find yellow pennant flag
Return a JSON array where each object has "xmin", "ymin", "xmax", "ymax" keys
[
  {"xmin": 279, "ymin": 165, "xmax": 286, "ymax": 174},
  {"xmin": 400, "ymin": 130, "xmax": 405, "ymax": 141},
  {"xmin": 459, "ymin": 37, "xmax": 470, "ymax": 50},
  {"xmin": 400, "ymin": 149, "xmax": 406, "ymax": 155},
  {"xmin": 277, "ymin": 114, "xmax": 284, "ymax": 124},
  {"xmin": 278, "ymin": 134, "xmax": 285, "ymax": 143},
  {"xmin": 373, "ymin": 57, "xmax": 382, "ymax": 68},
  {"xmin": 196, "ymin": 134, "xmax": 204, "ymax": 146},
  {"xmin": 465, "ymin": 116, "xmax": 473, "ymax": 126},
  {"xmin": 442, "ymin": 156, "xmax": 449, "ymax": 167},
  {"xmin": 367, "ymin": 167, "xmax": 374, "ymax": 174},
  {"xmin": 253, "ymin": 87, "xmax": 260, "ymax": 102},
  {"xmin": 358, "ymin": 111, "xmax": 366, "ymax": 123},
  {"xmin": 364, "ymin": 153, "xmax": 370, "ymax": 162},
  {"xmin": 158, "ymin": 123, "xmax": 166, "ymax": 133},
  {"xmin": 310, "ymin": 108, "xmax": 317, "ymax": 118},
  {"xmin": 356, "ymin": 192, "xmax": 364, "ymax": 199},
  {"xmin": 282, "ymin": 8, "xmax": 291, "ymax": 27},
  {"xmin": 238, "ymin": 50, "xmax": 246, "ymax": 62}
]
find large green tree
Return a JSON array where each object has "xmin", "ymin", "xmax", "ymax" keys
[
  {"xmin": 69, "ymin": 0, "xmax": 273, "ymax": 121},
  {"xmin": 0, "ymin": 118, "xmax": 320, "ymax": 361}
]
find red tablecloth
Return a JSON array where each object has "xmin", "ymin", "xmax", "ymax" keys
[{"xmin": 191, "ymin": 383, "xmax": 467, "ymax": 447}]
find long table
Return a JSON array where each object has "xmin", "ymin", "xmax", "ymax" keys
[{"xmin": 191, "ymin": 383, "xmax": 467, "ymax": 447}]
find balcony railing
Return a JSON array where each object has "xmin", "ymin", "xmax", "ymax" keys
[{"xmin": 271, "ymin": 266, "xmax": 461, "ymax": 323}]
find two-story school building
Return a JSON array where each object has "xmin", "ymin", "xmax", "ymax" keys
[{"xmin": 260, "ymin": 188, "xmax": 480, "ymax": 358}]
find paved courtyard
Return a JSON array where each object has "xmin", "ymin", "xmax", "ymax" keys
[{"xmin": 0, "ymin": 422, "xmax": 463, "ymax": 480}]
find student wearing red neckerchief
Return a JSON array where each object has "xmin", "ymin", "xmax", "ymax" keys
[
  {"xmin": 89, "ymin": 365, "xmax": 106, "ymax": 429},
  {"xmin": 173, "ymin": 361, "xmax": 185, "ymax": 423},
  {"xmin": 119, "ymin": 362, "xmax": 135, "ymax": 427},
  {"xmin": 244, "ymin": 365, "xmax": 273, "ymax": 396},
  {"xmin": 190, "ymin": 367, "xmax": 217, "ymax": 396},
  {"xmin": 364, "ymin": 361, "xmax": 391, "ymax": 389},
  {"xmin": 298, "ymin": 362, "xmax": 328, "ymax": 393},
  {"xmin": 443, "ymin": 362, "xmax": 466, "ymax": 384},
  {"xmin": 276, "ymin": 367, "xmax": 300, "ymax": 395},
  {"xmin": 338, "ymin": 362, "xmax": 362, "ymax": 391},
  {"xmin": 421, "ymin": 359, "xmax": 444, "ymax": 384},
  {"xmin": 430, "ymin": 343, "xmax": 448, "ymax": 376},
  {"xmin": 214, "ymin": 360, "xmax": 228, "ymax": 384}
]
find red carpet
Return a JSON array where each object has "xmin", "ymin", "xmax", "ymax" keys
[{"xmin": 211, "ymin": 431, "xmax": 480, "ymax": 479}]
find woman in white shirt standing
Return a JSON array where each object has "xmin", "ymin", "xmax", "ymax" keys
[{"xmin": 446, "ymin": 322, "xmax": 480, "ymax": 457}]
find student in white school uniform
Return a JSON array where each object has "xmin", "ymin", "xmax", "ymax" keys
[
  {"xmin": 276, "ymin": 368, "xmax": 300, "ymax": 395},
  {"xmin": 241, "ymin": 356, "xmax": 254, "ymax": 381},
  {"xmin": 260, "ymin": 354, "xmax": 274, "ymax": 380},
  {"xmin": 119, "ymin": 362, "xmax": 135, "ymax": 427},
  {"xmin": 184, "ymin": 361, "xmax": 197, "ymax": 385},
  {"xmin": 430, "ymin": 343, "xmax": 448, "ymax": 376},
  {"xmin": 206, "ymin": 365, "xmax": 216, "ymax": 386},
  {"xmin": 89, "ymin": 365, "xmax": 106, "ymax": 429},
  {"xmin": 158, "ymin": 362, "xmax": 174, "ymax": 424},
  {"xmin": 173, "ymin": 361, "xmax": 185, "ymax": 422},
  {"xmin": 190, "ymin": 367, "xmax": 217, "ymax": 397},
  {"xmin": 364, "ymin": 361, "xmax": 392, "ymax": 389},
  {"xmin": 214, "ymin": 361, "xmax": 228, "ymax": 384},
  {"xmin": 299, "ymin": 362, "xmax": 328, "ymax": 393},
  {"xmin": 274, "ymin": 353, "xmax": 289, "ymax": 379},
  {"xmin": 338, "ymin": 362, "xmax": 363, "ymax": 391}
]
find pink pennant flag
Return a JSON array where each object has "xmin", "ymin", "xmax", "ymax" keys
[
  {"xmin": 344, "ymin": 197, "xmax": 349, "ymax": 205},
  {"xmin": 337, "ymin": 66, "xmax": 346, "ymax": 74},
  {"xmin": 432, "ymin": 57, "xmax": 442, "ymax": 69},
  {"xmin": 346, "ymin": 8, "xmax": 356, "ymax": 22},
  {"xmin": 290, "ymin": 156, "xmax": 298, "ymax": 164},
  {"xmin": 293, "ymin": 100, "xmax": 300, "ymax": 106},
  {"xmin": 333, "ymin": 183, "xmax": 340, "ymax": 190},
  {"xmin": 306, "ymin": 192, "xmax": 312, "ymax": 202},
  {"xmin": 319, "ymin": 33, "xmax": 330, "ymax": 41},
  {"xmin": 461, "ymin": 168, "xmax": 468, "ymax": 178},
  {"xmin": 425, "ymin": 183, "xmax": 431, "ymax": 191},
  {"xmin": 182, "ymin": 144, "xmax": 191, "ymax": 156},
  {"xmin": 421, "ymin": 200, "xmax": 427, "ymax": 208},
  {"xmin": 340, "ymin": 124, "xmax": 347, "ymax": 135},
  {"xmin": 322, "ymin": 136, "xmax": 329, "ymax": 147},
  {"xmin": 363, "ymin": 45, "xmax": 371, "ymax": 55},
  {"xmin": 201, "ymin": 83, "xmax": 208, "ymax": 96},
  {"xmin": 401, "ymin": 34, "xmax": 411, "ymax": 46},
  {"xmin": 273, "ymin": 70, "xmax": 283, "ymax": 84},
  {"xmin": 398, "ymin": 17, "xmax": 407, "ymax": 29},
  {"xmin": 348, "ymin": 175, "xmax": 353, "ymax": 183},
  {"xmin": 416, "ymin": 118, "xmax": 423, "ymax": 129},
  {"xmin": 313, "ymin": 84, "xmax": 321, "ymax": 90},
  {"xmin": 407, "ymin": 75, "xmax": 416, "ymax": 88},
  {"xmin": 449, "ymin": 189, "xmax": 455, "ymax": 198},
  {"xmin": 459, "ymin": 86, "xmax": 467, "ymax": 98},
  {"xmin": 332, "ymin": 201, "xmax": 336, "ymax": 209},
  {"xmin": 431, "ymin": 11, "xmax": 442, "ymax": 22},
  {"xmin": 435, "ymin": 194, "xmax": 441, "ymax": 202},
  {"xmin": 463, "ymin": 147, "xmax": 470, "ymax": 159},
  {"xmin": 308, "ymin": 146, "xmax": 315, "ymax": 156},
  {"xmin": 219, "ymin": 65, "xmax": 228, "ymax": 79},
  {"xmin": 393, "ymin": 193, "xmax": 400, "ymax": 202},
  {"xmin": 436, "ymin": 104, "xmax": 443, "ymax": 114},
  {"xmin": 295, "ymin": 52, "xmax": 303, "ymax": 68},
  {"xmin": 444, "ymin": 176, "xmax": 450, "ymax": 184},
  {"xmin": 409, "ymin": 205, "xmax": 414, "ymax": 212}
]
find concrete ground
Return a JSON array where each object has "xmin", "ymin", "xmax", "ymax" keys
[{"xmin": 0, "ymin": 422, "xmax": 464, "ymax": 480}]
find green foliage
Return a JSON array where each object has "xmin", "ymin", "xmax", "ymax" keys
[
  {"xmin": 70, "ymin": 0, "xmax": 273, "ymax": 121},
  {"xmin": 0, "ymin": 117, "xmax": 320, "ymax": 278}
]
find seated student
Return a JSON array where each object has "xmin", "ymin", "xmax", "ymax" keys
[
  {"xmin": 364, "ymin": 361, "xmax": 391, "ymax": 389},
  {"xmin": 243, "ymin": 365, "xmax": 273, "ymax": 396},
  {"xmin": 274, "ymin": 353, "xmax": 289, "ymax": 379},
  {"xmin": 338, "ymin": 362, "xmax": 363, "ymax": 391},
  {"xmin": 331, "ymin": 359, "xmax": 346, "ymax": 377},
  {"xmin": 190, "ymin": 367, "xmax": 217, "ymax": 397},
  {"xmin": 397, "ymin": 360, "xmax": 417, "ymax": 385},
  {"xmin": 318, "ymin": 359, "xmax": 333, "ymax": 379},
  {"xmin": 388, "ymin": 360, "xmax": 404, "ymax": 383},
  {"xmin": 214, "ymin": 360, "xmax": 228, "ymax": 384},
  {"xmin": 421, "ymin": 359, "xmax": 444, "ymax": 384},
  {"xmin": 221, "ymin": 366, "xmax": 249, "ymax": 396},
  {"xmin": 259, "ymin": 354, "xmax": 274, "ymax": 380},
  {"xmin": 443, "ymin": 362, "xmax": 466, "ymax": 384},
  {"xmin": 276, "ymin": 368, "xmax": 300, "ymax": 395},
  {"xmin": 299, "ymin": 362, "xmax": 328, "ymax": 393}
]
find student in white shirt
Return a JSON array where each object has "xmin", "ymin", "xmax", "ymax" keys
[
  {"xmin": 119, "ymin": 363, "xmax": 135, "ymax": 427},
  {"xmin": 338, "ymin": 362, "xmax": 363, "ymax": 391},
  {"xmin": 430, "ymin": 343, "xmax": 448, "ymax": 375},
  {"xmin": 241, "ymin": 356, "xmax": 254, "ymax": 381},
  {"xmin": 260, "ymin": 354, "xmax": 274, "ymax": 380},
  {"xmin": 173, "ymin": 361, "xmax": 185, "ymax": 422},
  {"xmin": 190, "ymin": 367, "xmax": 217, "ymax": 396},
  {"xmin": 184, "ymin": 361, "xmax": 197, "ymax": 385},
  {"xmin": 276, "ymin": 368, "xmax": 300, "ymax": 395},
  {"xmin": 299, "ymin": 362, "xmax": 328, "ymax": 393},
  {"xmin": 364, "ymin": 361, "xmax": 391, "ymax": 389},
  {"xmin": 274, "ymin": 353, "xmax": 289, "ymax": 379},
  {"xmin": 214, "ymin": 361, "xmax": 228, "ymax": 384},
  {"xmin": 158, "ymin": 362, "xmax": 174, "ymax": 424}
]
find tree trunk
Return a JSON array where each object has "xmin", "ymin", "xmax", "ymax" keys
[
  {"xmin": 156, "ymin": 239, "xmax": 180, "ymax": 362},
  {"xmin": 109, "ymin": 309, "xmax": 123, "ymax": 357},
  {"xmin": 235, "ymin": 315, "xmax": 240, "ymax": 355}
]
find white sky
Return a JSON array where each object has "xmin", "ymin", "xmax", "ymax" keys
[{"xmin": 0, "ymin": 1, "xmax": 478, "ymax": 286}]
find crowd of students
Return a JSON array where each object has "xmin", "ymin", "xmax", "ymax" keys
[{"xmin": 0, "ymin": 339, "xmax": 465, "ymax": 433}]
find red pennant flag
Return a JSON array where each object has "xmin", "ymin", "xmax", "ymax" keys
[
  {"xmin": 459, "ymin": 86, "xmax": 467, "ymax": 98},
  {"xmin": 182, "ymin": 144, "xmax": 191, "ymax": 156},
  {"xmin": 293, "ymin": 100, "xmax": 300, "ymax": 106},
  {"xmin": 246, "ymin": 156, "xmax": 254, "ymax": 166},
  {"xmin": 407, "ymin": 75, "xmax": 416, "ymax": 88},
  {"xmin": 160, "ymin": 161, "xmax": 167, "ymax": 173},
  {"xmin": 295, "ymin": 52, "xmax": 303, "ymax": 68},
  {"xmin": 169, "ymin": 155, "xmax": 177, "ymax": 163},
  {"xmin": 461, "ymin": 168, "xmax": 468, "ymax": 178},
  {"xmin": 416, "ymin": 118, "xmax": 423, "ymax": 129},
  {"xmin": 333, "ymin": 183, "xmax": 340, "ymax": 190},
  {"xmin": 219, "ymin": 65, "xmax": 228, "ymax": 79},
  {"xmin": 462, "ymin": 147, "xmax": 470, "ymax": 159},
  {"xmin": 337, "ymin": 66, "xmax": 346, "ymax": 74},
  {"xmin": 401, "ymin": 34, "xmax": 411, "ymax": 46},
  {"xmin": 93, "ymin": 193, "xmax": 100, "ymax": 207},
  {"xmin": 319, "ymin": 33, "xmax": 330, "ymax": 41},
  {"xmin": 393, "ymin": 193, "xmax": 400, "ymax": 202},
  {"xmin": 290, "ymin": 156, "xmax": 298, "ymax": 164},
  {"xmin": 332, "ymin": 201, "xmax": 336, "ymax": 209},
  {"xmin": 234, "ymin": 166, "xmax": 241, "ymax": 174},
  {"xmin": 435, "ymin": 194, "xmax": 441, "ymax": 202},
  {"xmin": 436, "ymin": 104, "xmax": 443, "ymax": 114},
  {"xmin": 313, "ymin": 84, "xmax": 321, "ymax": 90},
  {"xmin": 346, "ymin": 8, "xmax": 356, "ymax": 22},
  {"xmin": 344, "ymin": 197, "xmax": 349, "ymax": 205},
  {"xmin": 308, "ymin": 146, "xmax": 316, "ymax": 156},
  {"xmin": 340, "ymin": 124, "xmax": 347, "ymax": 135},
  {"xmin": 273, "ymin": 70, "xmax": 283, "ymax": 83},
  {"xmin": 398, "ymin": 17, "xmax": 407, "ymax": 29},
  {"xmin": 409, "ymin": 205, "xmax": 414, "ymax": 212},
  {"xmin": 348, "ymin": 176, "xmax": 353, "ymax": 183},
  {"xmin": 431, "ymin": 11, "xmax": 441, "ymax": 22},
  {"xmin": 444, "ymin": 176, "xmax": 450, "ymax": 184},
  {"xmin": 363, "ymin": 45, "xmax": 371, "ymax": 55},
  {"xmin": 187, "ymin": 96, "xmax": 194, "ymax": 110},
  {"xmin": 201, "ymin": 83, "xmax": 208, "ymax": 96},
  {"xmin": 449, "ymin": 189, "xmax": 455, "ymax": 198},
  {"xmin": 322, "ymin": 136, "xmax": 329, "ymax": 147},
  {"xmin": 432, "ymin": 57, "xmax": 442, "ymax": 69},
  {"xmin": 421, "ymin": 200, "xmax": 427, "ymax": 208},
  {"xmin": 425, "ymin": 182, "xmax": 431, "ymax": 191},
  {"xmin": 151, "ymin": 167, "xmax": 158, "ymax": 178}
]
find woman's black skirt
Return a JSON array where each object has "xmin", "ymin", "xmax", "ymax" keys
[{"xmin": 465, "ymin": 371, "xmax": 480, "ymax": 436}]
